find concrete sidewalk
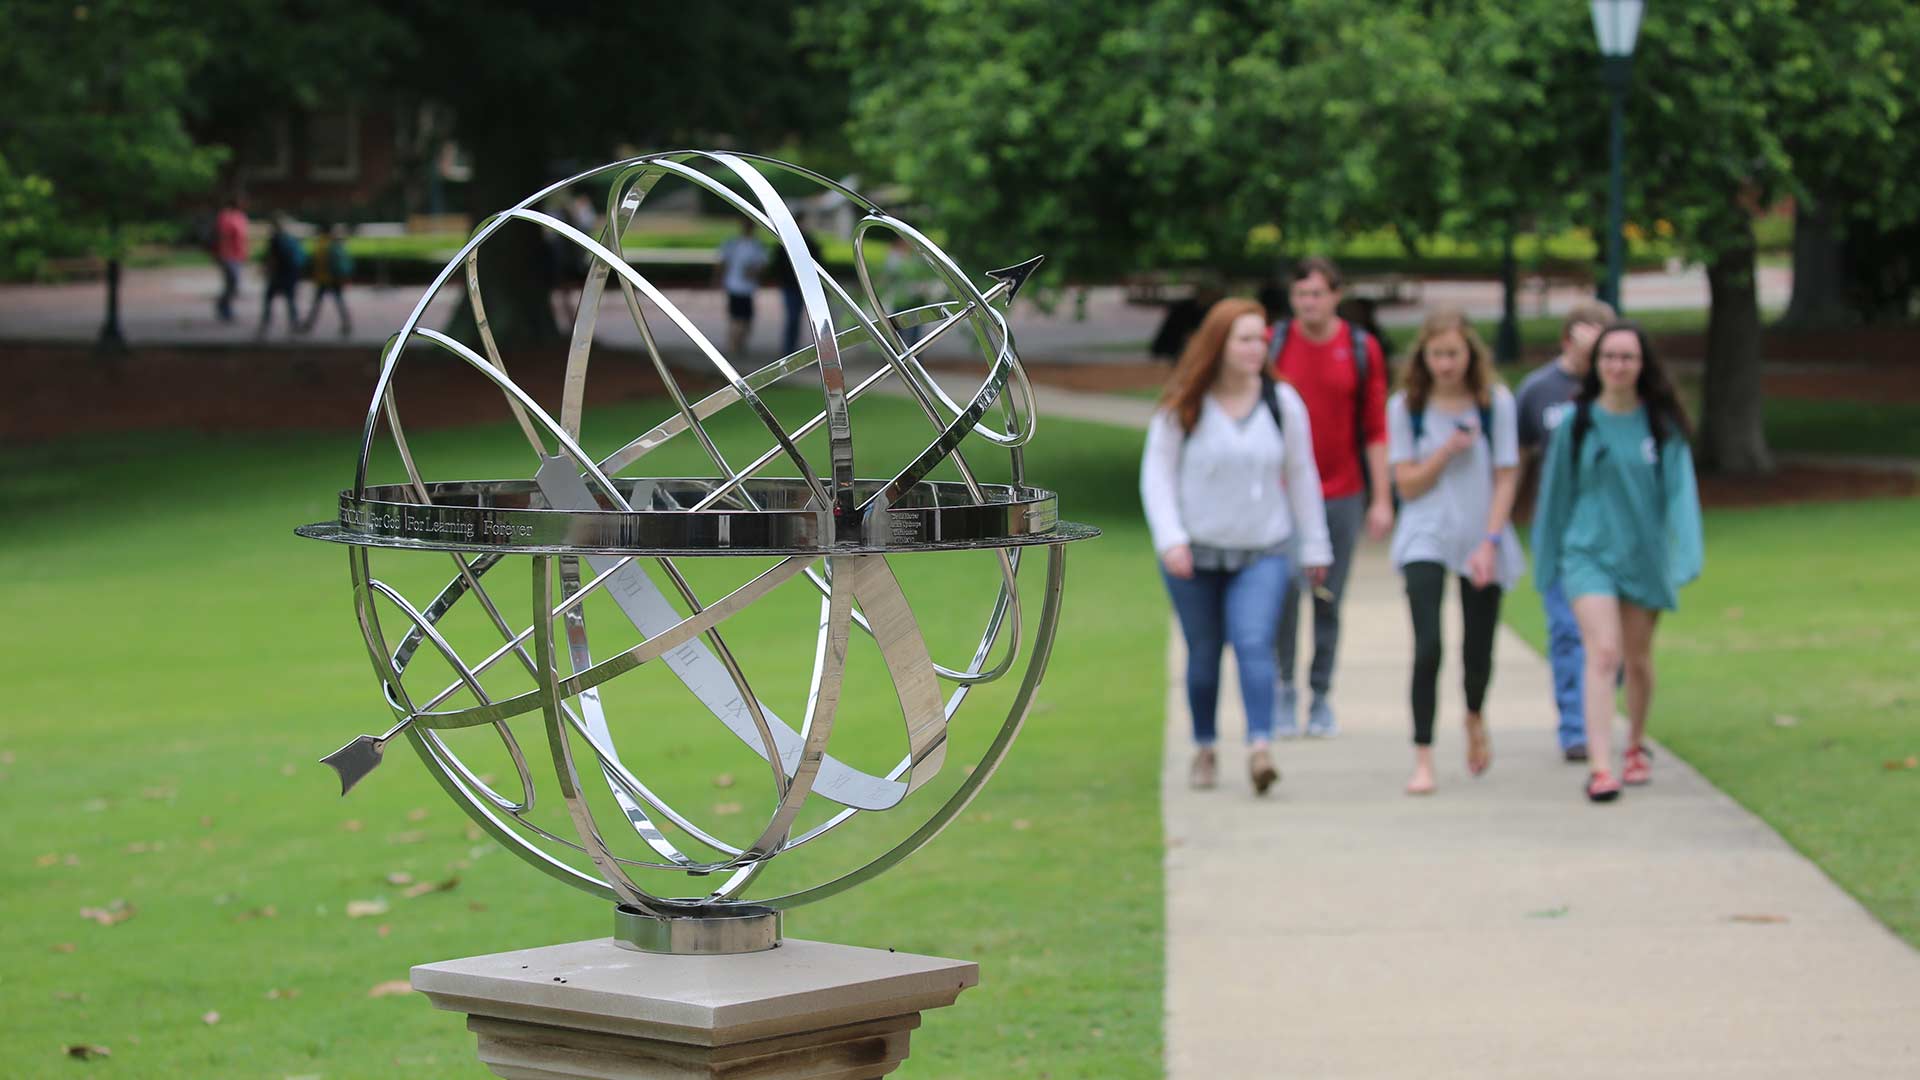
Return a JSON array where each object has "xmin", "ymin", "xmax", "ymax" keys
[{"xmin": 1161, "ymin": 543, "xmax": 1920, "ymax": 1078}]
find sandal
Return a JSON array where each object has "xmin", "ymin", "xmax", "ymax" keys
[
  {"xmin": 1585, "ymin": 770, "xmax": 1621, "ymax": 803},
  {"xmin": 1623, "ymin": 744, "xmax": 1654, "ymax": 786},
  {"xmin": 1249, "ymin": 747, "xmax": 1280, "ymax": 795},
  {"xmin": 1465, "ymin": 713, "xmax": 1493, "ymax": 777}
]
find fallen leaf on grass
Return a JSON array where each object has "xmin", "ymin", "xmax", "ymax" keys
[
  {"xmin": 199, "ymin": 815, "xmax": 214, "ymax": 828},
  {"xmin": 376, "ymin": 923, "xmax": 391, "ymax": 938},
  {"xmin": 367, "ymin": 980, "xmax": 412, "ymax": 998},
  {"xmin": 385, "ymin": 872, "xmax": 415, "ymax": 887},
  {"xmin": 81, "ymin": 798, "xmax": 109, "ymax": 813},
  {"xmin": 1527, "ymin": 906, "xmax": 1571, "ymax": 919},
  {"xmin": 464, "ymin": 824, "xmax": 483, "ymax": 842},
  {"xmin": 1771, "ymin": 714, "xmax": 1800, "ymax": 728},
  {"xmin": 265, "ymin": 987, "xmax": 301, "ymax": 1000},
  {"xmin": 202, "ymin": 1010, "xmax": 220, "ymax": 1025},
  {"xmin": 232, "ymin": 905, "xmax": 278, "ymax": 923},
  {"xmin": 341, "ymin": 819, "xmax": 364, "ymax": 833},
  {"xmin": 712, "ymin": 802, "xmax": 743, "ymax": 816},
  {"xmin": 468, "ymin": 901, "xmax": 488, "ymax": 913},
  {"xmin": 279, "ymin": 763, "xmax": 296, "ymax": 777},
  {"xmin": 402, "ymin": 875, "xmax": 460, "ymax": 899},
  {"xmin": 64, "ymin": 1044, "xmax": 110, "ymax": 1060},
  {"xmin": 51, "ymin": 942, "xmax": 76, "ymax": 954},
  {"xmin": 0, "ymin": 749, "xmax": 13, "ymax": 765},
  {"xmin": 1883, "ymin": 756, "xmax": 1919, "ymax": 771},
  {"xmin": 712, "ymin": 772, "xmax": 735, "ymax": 789},
  {"xmin": 345, "ymin": 898, "xmax": 389, "ymax": 919},
  {"xmin": 53, "ymin": 990, "xmax": 87, "ymax": 1002},
  {"xmin": 1011, "ymin": 819, "xmax": 1031, "ymax": 831},
  {"xmin": 1728, "ymin": 913, "xmax": 1790, "ymax": 924},
  {"xmin": 79, "ymin": 900, "xmax": 135, "ymax": 926},
  {"xmin": 406, "ymin": 807, "xmax": 430, "ymax": 822},
  {"xmin": 388, "ymin": 830, "xmax": 427, "ymax": 845},
  {"xmin": 125, "ymin": 841, "xmax": 166, "ymax": 854},
  {"xmin": 141, "ymin": 785, "xmax": 177, "ymax": 801},
  {"xmin": 1723, "ymin": 606, "xmax": 1744, "ymax": 620}
]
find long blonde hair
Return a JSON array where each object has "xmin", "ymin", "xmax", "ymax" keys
[
  {"xmin": 1158, "ymin": 298, "xmax": 1269, "ymax": 432},
  {"xmin": 1400, "ymin": 308, "xmax": 1497, "ymax": 413}
]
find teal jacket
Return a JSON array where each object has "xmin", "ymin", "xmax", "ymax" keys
[{"xmin": 1531, "ymin": 403, "xmax": 1703, "ymax": 611}]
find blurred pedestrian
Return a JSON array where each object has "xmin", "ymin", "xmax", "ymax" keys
[
  {"xmin": 768, "ymin": 222, "xmax": 823, "ymax": 356},
  {"xmin": 1531, "ymin": 322, "xmax": 1703, "ymax": 803},
  {"xmin": 1267, "ymin": 256, "xmax": 1392, "ymax": 738},
  {"xmin": 1142, "ymin": 298, "xmax": 1332, "ymax": 795},
  {"xmin": 879, "ymin": 234, "xmax": 940, "ymax": 349},
  {"xmin": 715, "ymin": 219, "xmax": 766, "ymax": 356},
  {"xmin": 1387, "ymin": 310, "xmax": 1524, "ymax": 795},
  {"xmin": 256, "ymin": 214, "xmax": 305, "ymax": 338},
  {"xmin": 1514, "ymin": 299, "xmax": 1616, "ymax": 762},
  {"xmin": 213, "ymin": 195, "xmax": 249, "ymax": 323},
  {"xmin": 301, "ymin": 223, "xmax": 354, "ymax": 337}
]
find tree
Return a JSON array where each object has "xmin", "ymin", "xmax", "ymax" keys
[
  {"xmin": 394, "ymin": 1, "xmax": 836, "ymax": 345},
  {"xmin": 815, "ymin": 0, "xmax": 1920, "ymax": 475},
  {"xmin": 0, "ymin": 0, "xmax": 225, "ymax": 350}
]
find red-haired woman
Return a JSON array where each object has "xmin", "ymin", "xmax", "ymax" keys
[{"xmin": 1141, "ymin": 299, "xmax": 1332, "ymax": 794}]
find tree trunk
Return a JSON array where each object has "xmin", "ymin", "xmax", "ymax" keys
[
  {"xmin": 441, "ymin": 134, "xmax": 561, "ymax": 345},
  {"xmin": 1778, "ymin": 201, "xmax": 1854, "ymax": 328},
  {"xmin": 1496, "ymin": 224, "xmax": 1520, "ymax": 365},
  {"xmin": 1699, "ymin": 222, "xmax": 1773, "ymax": 475}
]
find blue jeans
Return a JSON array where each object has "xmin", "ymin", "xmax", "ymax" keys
[
  {"xmin": 1162, "ymin": 553, "xmax": 1290, "ymax": 746},
  {"xmin": 1541, "ymin": 579, "xmax": 1586, "ymax": 750}
]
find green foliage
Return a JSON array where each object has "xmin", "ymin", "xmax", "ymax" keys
[
  {"xmin": 811, "ymin": 0, "xmax": 1920, "ymax": 284},
  {"xmin": 0, "ymin": 153, "xmax": 57, "ymax": 279},
  {"xmin": 0, "ymin": 0, "xmax": 225, "ymax": 262}
]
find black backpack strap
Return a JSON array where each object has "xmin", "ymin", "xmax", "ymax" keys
[
  {"xmin": 1260, "ymin": 372, "xmax": 1284, "ymax": 435},
  {"xmin": 1351, "ymin": 324, "xmax": 1373, "ymax": 493},
  {"xmin": 1266, "ymin": 318, "xmax": 1291, "ymax": 370}
]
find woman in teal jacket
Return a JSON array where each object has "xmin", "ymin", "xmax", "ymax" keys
[{"xmin": 1532, "ymin": 323, "xmax": 1703, "ymax": 802}]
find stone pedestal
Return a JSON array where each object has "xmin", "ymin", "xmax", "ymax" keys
[{"xmin": 411, "ymin": 937, "xmax": 979, "ymax": 1079}]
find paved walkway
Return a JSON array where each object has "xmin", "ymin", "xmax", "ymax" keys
[
  {"xmin": 0, "ymin": 264, "xmax": 1790, "ymax": 363},
  {"xmin": 1160, "ymin": 544, "xmax": 1920, "ymax": 1078}
]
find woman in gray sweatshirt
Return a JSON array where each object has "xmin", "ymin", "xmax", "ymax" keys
[{"xmin": 1141, "ymin": 298, "xmax": 1333, "ymax": 795}]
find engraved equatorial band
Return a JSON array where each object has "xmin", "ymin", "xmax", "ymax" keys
[{"xmin": 297, "ymin": 477, "xmax": 1090, "ymax": 556}]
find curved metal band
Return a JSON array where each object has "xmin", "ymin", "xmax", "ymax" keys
[{"xmin": 301, "ymin": 479, "xmax": 1077, "ymax": 556}]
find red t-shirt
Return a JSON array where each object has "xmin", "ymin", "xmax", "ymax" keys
[
  {"xmin": 1272, "ymin": 318, "xmax": 1388, "ymax": 500},
  {"xmin": 215, "ymin": 209, "xmax": 250, "ymax": 263}
]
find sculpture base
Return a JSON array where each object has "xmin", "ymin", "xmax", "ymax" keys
[
  {"xmin": 411, "ymin": 937, "xmax": 978, "ymax": 1080},
  {"xmin": 613, "ymin": 903, "xmax": 781, "ymax": 955}
]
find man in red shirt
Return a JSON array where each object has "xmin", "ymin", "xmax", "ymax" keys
[
  {"xmin": 1269, "ymin": 256, "xmax": 1392, "ymax": 737},
  {"xmin": 212, "ymin": 195, "xmax": 250, "ymax": 324}
]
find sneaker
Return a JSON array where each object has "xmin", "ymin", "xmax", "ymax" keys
[
  {"xmin": 1273, "ymin": 682, "xmax": 1300, "ymax": 739},
  {"xmin": 1304, "ymin": 696, "xmax": 1338, "ymax": 738},
  {"xmin": 1189, "ymin": 747, "xmax": 1218, "ymax": 790},
  {"xmin": 1249, "ymin": 747, "xmax": 1279, "ymax": 795},
  {"xmin": 1563, "ymin": 744, "xmax": 1590, "ymax": 764},
  {"xmin": 1622, "ymin": 744, "xmax": 1654, "ymax": 786},
  {"xmin": 1585, "ymin": 770, "xmax": 1622, "ymax": 803}
]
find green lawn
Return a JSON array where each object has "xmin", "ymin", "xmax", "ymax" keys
[
  {"xmin": 1505, "ymin": 498, "xmax": 1920, "ymax": 947},
  {"xmin": 0, "ymin": 392, "xmax": 1166, "ymax": 1077}
]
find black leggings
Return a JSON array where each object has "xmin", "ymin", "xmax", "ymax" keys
[{"xmin": 1404, "ymin": 561, "xmax": 1503, "ymax": 746}]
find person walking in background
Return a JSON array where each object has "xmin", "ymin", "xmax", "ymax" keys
[
  {"xmin": 1142, "ymin": 299, "xmax": 1332, "ymax": 795},
  {"xmin": 1387, "ymin": 310, "xmax": 1525, "ymax": 795},
  {"xmin": 212, "ymin": 195, "xmax": 249, "ymax": 323},
  {"xmin": 1514, "ymin": 300, "xmax": 1616, "ymax": 762},
  {"xmin": 715, "ymin": 219, "xmax": 767, "ymax": 356},
  {"xmin": 301, "ymin": 223, "xmax": 354, "ymax": 337},
  {"xmin": 256, "ymin": 214, "xmax": 304, "ymax": 338},
  {"xmin": 1532, "ymin": 322, "xmax": 1703, "ymax": 803},
  {"xmin": 769, "ymin": 222, "xmax": 824, "ymax": 357},
  {"xmin": 1268, "ymin": 256, "xmax": 1392, "ymax": 738}
]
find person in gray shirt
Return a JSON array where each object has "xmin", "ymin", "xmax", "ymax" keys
[
  {"xmin": 1388, "ymin": 310, "xmax": 1523, "ymax": 795},
  {"xmin": 1513, "ymin": 300, "xmax": 1614, "ymax": 762}
]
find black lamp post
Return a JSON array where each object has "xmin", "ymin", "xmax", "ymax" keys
[{"xmin": 1592, "ymin": 0, "xmax": 1642, "ymax": 313}]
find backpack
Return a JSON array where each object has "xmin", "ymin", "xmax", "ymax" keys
[
  {"xmin": 1182, "ymin": 372, "xmax": 1285, "ymax": 440},
  {"xmin": 328, "ymin": 239, "xmax": 353, "ymax": 281},
  {"xmin": 1409, "ymin": 401, "xmax": 1494, "ymax": 449},
  {"xmin": 1267, "ymin": 318, "xmax": 1374, "ymax": 493}
]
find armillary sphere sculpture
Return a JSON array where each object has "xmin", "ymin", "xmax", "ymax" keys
[{"xmin": 296, "ymin": 152, "xmax": 1097, "ymax": 954}]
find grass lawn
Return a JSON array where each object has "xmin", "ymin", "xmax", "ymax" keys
[
  {"xmin": 0, "ymin": 389, "xmax": 1167, "ymax": 1077},
  {"xmin": 1504, "ymin": 497, "xmax": 1920, "ymax": 947}
]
